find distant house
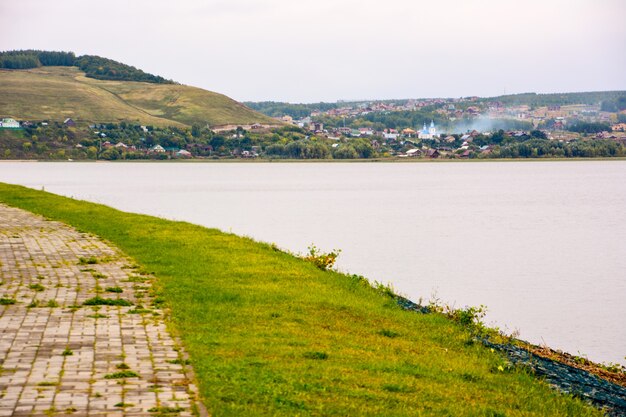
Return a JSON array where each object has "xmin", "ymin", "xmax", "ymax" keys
[
  {"xmin": 402, "ymin": 128, "xmax": 416, "ymax": 137},
  {"xmin": 63, "ymin": 118, "xmax": 76, "ymax": 127},
  {"xmin": 405, "ymin": 148, "xmax": 422, "ymax": 157},
  {"xmin": 0, "ymin": 118, "xmax": 20, "ymax": 129},
  {"xmin": 459, "ymin": 150, "xmax": 471, "ymax": 158},
  {"xmin": 241, "ymin": 150, "xmax": 258, "ymax": 158},
  {"xmin": 149, "ymin": 144, "xmax": 166, "ymax": 153},
  {"xmin": 444, "ymin": 135, "xmax": 456, "ymax": 143},
  {"xmin": 114, "ymin": 142, "xmax": 128, "ymax": 149},
  {"xmin": 176, "ymin": 149, "xmax": 192, "ymax": 158},
  {"xmin": 612, "ymin": 123, "xmax": 626, "ymax": 132},
  {"xmin": 425, "ymin": 149, "xmax": 440, "ymax": 158}
]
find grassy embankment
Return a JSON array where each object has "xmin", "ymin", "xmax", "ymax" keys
[
  {"xmin": 0, "ymin": 67, "xmax": 275, "ymax": 127},
  {"xmin": 0, "ymin": 183, "xmax": 602, "ymax": 416}
]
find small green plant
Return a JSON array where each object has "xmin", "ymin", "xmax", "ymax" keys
[
  {"xmin": 36, "ymin": 275, "xmax": 45, "ymax": 280},
  {"xmin": 374, "ymin": 281, "xmax": 397, "ymax": 298},
  {"xmin": 599, "ymin": 362, "xmax": 626, "ymax": 373},
  {"xmin": 46, "ymin": 299, "xmax": 59, "ymax": 308},
  {"xmin": 151, "ymin": 296, "xmax": 165, "ymax": 307},
  {"xmin": 105, "ymin": 286, "xmax": 123, "ymax": 293},
  {"xmin": 166, "ymin": 358, "xmax": 191, "ymax": 365},
  {"xmin": 128, "ymin": 306, "xmax": 152, "ymax": 314},
  {"xmin": 303, "ymin": 351, "xmax": 328, "ymax": 360},
  {"xmin": 382, "ymin": 383, "xmax": 413, "ymax": 393},
  {"xmin": 0, "ymin": 297, "xmax": 16, "ymax": 305},
  {"xmin": 29, "ymin": 283, "xmax": 45, "ymax": 292},
  {"xmin": 303, "ymin": 245, "xmax": 341, "ymax": 271},
  {"xmin": 87, "ymin": 313, "xmax": 108, "ymax": 319},
  {"xmin": 83, "ymin": 296, "xmax": 133, "ymax": 306},
  {"xmin": 37, "ymin": 381, "xmax": 58, "ymax": 387},
  {"xmin": 377, "ymin": 329, "xmax": 400, "ymax": 338},
  {"xmin": 62, "ymin": 348, "xmax": 73, "ymax": 356},
  {"xmin": 116, "ymin": 363, "xmax": 130, "ymax": 370},
  {"xmin": 65, "ymin": 407, "xmax": 77, "ymax": 414},
  {"xmin": 91, "ymin": 272, "xmax": 107, "ymax": 279},
  {"xmin": 78, "ymin": 256, "xmax": 99, "ymax": 265},
  {"xmin": 27, "ymin": 300, "xmax": 39, "ymax": 308},
  {"xmin": 123, "ymin": 275, "xmax": 149, "ymax": 283},
  {"xmin": 148, "ymin": 406, "xmax": 185, "ymax": 414},
  {"xmin": 104, "ymin": 370, "xmax": 139, "ymax": 379},
  {"xmin": 114, "ymin": 402, "xmax": 134, "ymax": 408}
]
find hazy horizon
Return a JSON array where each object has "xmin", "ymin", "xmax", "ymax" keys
[{"xmin": 1, "ymin": 0, "xmax": 624, "ymax": 103}]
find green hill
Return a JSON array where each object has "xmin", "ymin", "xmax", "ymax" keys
[{"xmin": 0, "ymin": 66, "xmax": 275, "ymax": 127}]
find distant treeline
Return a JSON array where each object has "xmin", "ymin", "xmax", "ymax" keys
[
  {"xmin": 0, "ymin": 50, "xmax": 173, "ymax": 84},
  {"xmin": 485, "ymin": 91, "xmax": 626, "ymax": 107},
  {"xmin": 244, "ymin": 101, "xmax": 341, "ymax": 119},
  {"xmin": 600, "ymin": 96, "xmax": 626, "ymax": 112},
  {"xmin": 0, "ymin": 50, "xmax": 75, "ymax": 69}
]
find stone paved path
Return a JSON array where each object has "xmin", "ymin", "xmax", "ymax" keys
[{"xmin": 0, "ymin": 204, "xmax": 198, "ymax": 417}]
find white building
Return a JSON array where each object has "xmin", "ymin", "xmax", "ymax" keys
[
  {"xmin": 149, "ymin": 144, "xmax": 165, "ymax": 153},
  {"xmin": 418, "ymin": 120, "xmax": 439, "ymax": 140},
  {"xmin": 0, "ymin": 118, "xmax": 20, "ymax": 129}
]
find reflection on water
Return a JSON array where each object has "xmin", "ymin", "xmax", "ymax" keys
[{"xmin": 1, "ymin": 161, "xmax": 625, "ymax": 365}]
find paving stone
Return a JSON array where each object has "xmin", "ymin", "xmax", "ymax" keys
[{"xmin": 0, "ymin": 204, "xmax": 197, "ymax": 416}]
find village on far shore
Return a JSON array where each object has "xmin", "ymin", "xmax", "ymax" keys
[{"xmin": 1, "ymin": 93, "xmax": 626, "ymax": 160}]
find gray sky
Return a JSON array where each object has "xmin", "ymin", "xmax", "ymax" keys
[{"xmin": 1, "ymin": 0, "xmax": 625, "ymax": 102}]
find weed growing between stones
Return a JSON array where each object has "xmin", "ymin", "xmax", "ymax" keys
[
  {"xmin": 104, "ymin": 370, "xmax": 139, "ymax": 379},
  {"xmin": 83, "ymin": 296, "xmax": 133, "ymax": 306}
]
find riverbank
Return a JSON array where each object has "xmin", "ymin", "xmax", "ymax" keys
[
  {"xmin": 2, "ymin": 156, "xmax": 626, "ymax": 163},
  {"xmin": 0, "ymin": 183, "xmax": 610, "ymax": 415}
]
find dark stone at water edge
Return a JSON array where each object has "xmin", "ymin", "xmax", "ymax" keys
[
  {"xmin": 395, "ymin": 296, "xmax": 626, "ymax": 416},
  {"xmin": 483, "ymin": 340, "xmax": 626, "ymax": 417}
]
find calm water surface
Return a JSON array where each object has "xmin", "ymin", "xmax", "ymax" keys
[{"xmin": 1, "ymin": 161, "xmax": 624, "ymax": 365}]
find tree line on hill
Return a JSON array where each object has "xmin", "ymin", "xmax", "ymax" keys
[{"xmin": 0, "ymin": 50, "xmax": 173, "ymax": 84}]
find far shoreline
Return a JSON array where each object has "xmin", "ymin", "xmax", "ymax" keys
[{"xmin": 2, "ymin": 156, "xmax": 626, "ymax": 164}]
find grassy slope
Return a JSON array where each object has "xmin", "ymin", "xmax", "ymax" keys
[
  {"xmin": 0, "ymin": 67, "xmax": 274, "ymax": 127},
  {"xmin": 0, "ymin": 183, "xmax": 601, "ymax": 416}
]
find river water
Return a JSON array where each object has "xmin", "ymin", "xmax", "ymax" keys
[{"xmin": 1, "ymin": 161, "xmax": 624, "ymax": 365}]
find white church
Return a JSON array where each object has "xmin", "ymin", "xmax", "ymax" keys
[{"xmin": 418, "ymin": 120, "xmax": 439, "ymax": 140}]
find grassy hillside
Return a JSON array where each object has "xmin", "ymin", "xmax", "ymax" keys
[
  {"xmin": 0, "ymin": 183, "xmax": 601, "ymax": 416},
  {"xmin": 0, "ymin": 66, "xmax": 275, "ymax": 127}
]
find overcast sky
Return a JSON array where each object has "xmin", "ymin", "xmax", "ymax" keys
[{"xmin": 1, "ymin": 0, "xmax": 624, "ymax": 102}]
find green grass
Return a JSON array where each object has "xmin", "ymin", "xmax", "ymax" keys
[
  {"xmin": 28, "ymin": 283, "xmax": 45, "ymax": 292},
  {"xmin": 0, "ymin": 183, "xmax": 602, "ymax": 416},
  {"xmin": 104, "ymin": 370, "xmax": 139, "ymax": 379},
  {"xmin": 83, "ymin": 296, "xmax": 133, "ymax": 306},
  {"xmin": 0, "ymin": 67, "xmax": 275, "ymax": 127}
]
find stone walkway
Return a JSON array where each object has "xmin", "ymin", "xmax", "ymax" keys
[{"xmin": 0, "ymin": 204, "xmax": 198, "ymax": 417}]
